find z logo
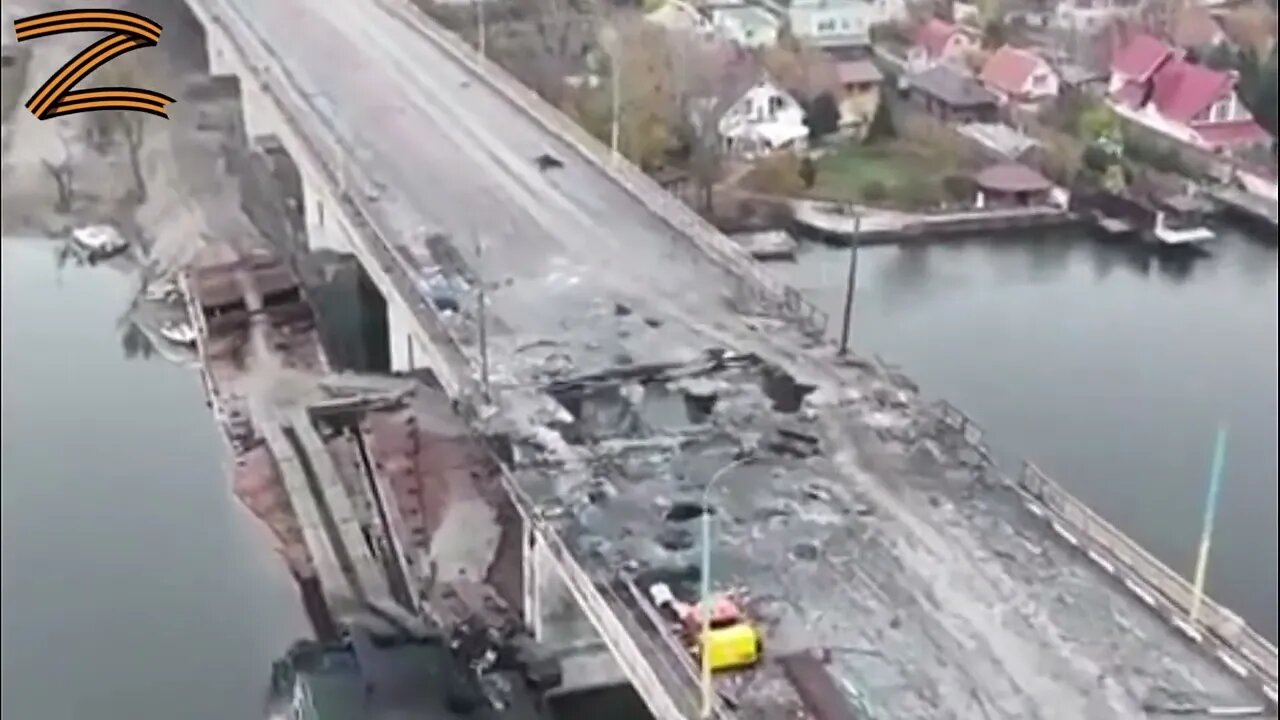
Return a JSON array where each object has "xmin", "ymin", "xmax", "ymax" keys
[{"xmin": 13, "ymin": 9, "xmax": 175, "ymax": 120}]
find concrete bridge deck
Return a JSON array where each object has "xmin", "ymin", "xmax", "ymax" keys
[{"xmin": 185, "ymin": 0, "xmax": 1277, "ymax": 717}]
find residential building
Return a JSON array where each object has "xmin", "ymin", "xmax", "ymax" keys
[
  {"xmin": 1108, "ymin": 33, "xmax": 1270, "ymax": 151},
  {"xmin": 717, "ymin": 76, "xmax": 809, "ymax": 158},
  {"xmin": 906, "ymin": 18, "xmax": 977, "ymax": 73},
  {"xmin": 832, "ymin": 58, "xmax": 883, "ymax": 135},
  {"xmin": 905, "ymin": 64, "xmax": 1000, "ymax": 123},
  {"xmin": 646, "ymin": 0, "xmax": 717, "ymax": 40},
  {"xmin": 708, "ymin": 2, "xmax": 781, "ymax": 49},
  {"xmin": 1055, "ymin": 0, "xmax": 1139, "ymax": 33},
  {"xmin": 979, "ymin": 45, "xmax": 1061, "ymax": 104},
  {"xmin": 958, "ymin": 122, "xmax": 1043, "ymax": 162},
  {"xmin": 788, "ymin": 0, "xmax": 899, "ymax": 50},
  {"xmin": 973, "ymin": 163, "xmax": 1055, "ymax": 207}
]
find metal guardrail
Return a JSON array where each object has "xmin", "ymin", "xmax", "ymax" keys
[
  {"xmin": 615, "ymin": 574, "xmax": 736, "ymax": 719},
  {"xmin": 931, "ymin": 399, "xmax": 1277, "ymax": 705},
  {"xmin": 376, "ymin": 0, "xmax": 830, "ymax": 341},
  {"xmin": 1018, "ymin": 462, "xmax": 1278, "ymax": 705}
]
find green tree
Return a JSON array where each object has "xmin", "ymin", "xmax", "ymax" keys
[
  {"xmin": 799, "ymin": 156, "xmax": 817, "ymax": 188},
  {"xmin": 1078, "ymin": 104, "xmax": 1121, "ymax": 146},
  {"xmin": 806, "ymin": 92, "xmax": 841, "ymax": 140},
  {"xmin": 981, "ymin": 19, "xmax": 1006, "ymax": 50},
  {"xmin": 865, "ymin": 99, "xmax": 895, "ymax": 143}
]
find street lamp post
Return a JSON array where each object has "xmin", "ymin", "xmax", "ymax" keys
[
  {"xmin": 475, "ymin": 0, "xmax": 486, "ymax": 57},
  {"xmin": 698, "ymin": 456, "xmax": 752, "ymax": 718},
  {"xmin": 610, "ymin": 43, "xmax": 622, "ymax": 162},
  {"xmin": 838, "ymin": 205, "xmax": 862, "ymax": 356},
  {"xmin": 475, "ymin": 233, "xmax": 491, "ymax": 402}
]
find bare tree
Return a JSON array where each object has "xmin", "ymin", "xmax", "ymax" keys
[
  {"xmin": 502, "ymin": 0, "xmax": 598, "ymax": 108},
  {"xmin": 80, "ymin": 52, "xmax": 155, "ymax": 203},
  {"xmin": 116, "ymin": 112, "xmax": 148, "ymax": 203},
  {"xmin": 42, "ymin": 123, "xmax": 78, "ymax": 213},
  {"xmin": 665, "ymin": 33, "xmax": 740, "ymax": 212}
]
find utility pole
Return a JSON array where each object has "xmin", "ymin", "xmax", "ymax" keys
[
  {"xmin": 1189, "ymin": 424, "xmax": 1228, "ymax": 625},
  {"xmin": 610, "ymin": 36, "xmax": 622, "ymax": 163},
  {"xmin": 475, "ymin": 233, "xmax": 491, "ymax": 403},
  {"xmin": 838, "ymin": 206, "xmax": 861, "ymax": 356},
  {"xmin": 476, "ymin": 0, "xmax": 486, "ymax": 57}
]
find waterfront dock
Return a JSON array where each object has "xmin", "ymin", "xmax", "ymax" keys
[
  {"xmin": 792, "ymin": 200, "xmax": 1084, "ymax": 246},
  {"xmin": 1208, "ymin": 185, "xmax": 1280, "ymax": 233}
]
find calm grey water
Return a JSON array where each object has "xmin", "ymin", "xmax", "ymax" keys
[
  {"xmin": 781, "ymin": 229, "xmax": 1279, "ymax": 642},
  {"xmin": 1, "ymin": 239, "xmax": 309, "ymax": 720}
]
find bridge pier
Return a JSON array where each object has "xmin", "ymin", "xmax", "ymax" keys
[
  {"xmin": 521, "ymin": 522, "xmax": 627, "ymax": 699},
  {"xmin": 388, "ymin": 303, "xmax": 433, "ymax": 374}
]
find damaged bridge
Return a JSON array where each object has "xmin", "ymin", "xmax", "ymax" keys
[{"xmin": 172, "ymin": 0, "xmax": 1279, "ymax": 717}]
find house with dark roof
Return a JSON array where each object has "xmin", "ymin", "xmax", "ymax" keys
[
  {"xmin": 1107, "ymin": 33, "xmax": 1270, "ymax": 152},
  {"xmin": 906, "ymin": 18, "xmax": 977, "ymax": 73},
  {"xmin": 979, "ymin": 45, "xmax": 1060, "ymax": 105},
  {"xmin": 904, "ymin": 64, "xmax": 999, "ymax": 124}
]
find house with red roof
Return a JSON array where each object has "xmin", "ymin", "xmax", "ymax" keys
[
  {"xmin": 906, "ymin": 18, "xmax": 976, "ymax": 73},
  {"xmin": 979, "ymin": 46, "xmax": 1060, "ymax": 105},
  {"xmin": 1107, "ymin": 33, "xmax": 1270, "ymax": 152}
]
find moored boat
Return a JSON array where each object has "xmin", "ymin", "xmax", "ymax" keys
[{"xmin": 70, "ymin": 225, "xmax": 129, "ymax": 261}]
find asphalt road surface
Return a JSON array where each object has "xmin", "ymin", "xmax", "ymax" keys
[{"xmin": 227, "ymin": 0, "xmax": 768, "ymax": 386}]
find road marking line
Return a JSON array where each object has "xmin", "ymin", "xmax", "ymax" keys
[
  {"xmin": 1086, "ymin": 549, "xmax": 1116, "ymax": 575},
  {"xmin": 1050, "ymin": 521, "xmax": 1079, "ymax": 546},
  {"xmin": 1217, "ymin": 650, "xmax": 1250, "ymax": 678},
  {"xmin": 1123, "ymin": 578, "xmax": 1157, "ymax": 607}
]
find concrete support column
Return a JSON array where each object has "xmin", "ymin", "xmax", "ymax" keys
[
  {"xmin": 523, "ymin": 522, "xmax": 543, "ymax": 641},
  {"xmin": 206, "ymin": 32, "xmax": 231, "ymax": 76},
  {"xmin": 387, "ymin": 303, "xmax": 430, "ymax": 374}
]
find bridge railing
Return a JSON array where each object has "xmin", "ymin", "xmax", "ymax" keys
[
  {"xmin": 377, "ymin": 0, "xmax": 829, "ymax": 340},
  {"xmin": 928, "ymin": 396, "xmax": 1277, "ymax": 703},
  {"xmin": 1017, "ymin": 462, "xmax": 1277, "ymax": 700}
]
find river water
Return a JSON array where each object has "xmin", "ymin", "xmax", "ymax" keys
[
  {"xmin": 780, "ymin": 228, "xmax": 1279, "ymax": 642},
  {"xmin": 0, "ymin": 239, "xmax": 309, "ymax": 720}
]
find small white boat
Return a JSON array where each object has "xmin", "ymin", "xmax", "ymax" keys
[
  {"xmin": 71, "ymin": 225, "xmax": 129, "ymax": 260},
  {"xmin": 144, "ymin": 281, "xmax": 181, "ymax": 303},
  {"xmin": 1152, "ymin": 208, "xmax": 1215, "ymax": 247},
  {"xmin": 158, "ymin": 320, "xmax": 198, "ymax": 346}
]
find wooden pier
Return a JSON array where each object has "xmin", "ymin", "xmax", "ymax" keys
[{"xmin": 792, "ymin": 202, "xmax": 1085, "ymax": 246}]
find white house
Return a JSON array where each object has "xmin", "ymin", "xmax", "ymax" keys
[
  {"xmin": 788, "ymin": 0, "xmax": 903, "ymax": 49},
  {"xmin": 646, "ymin": 0, "xmax": 717, "ymax": 40},
  {"xmin": 707, "ymin": 2, "xmax": 781, "ymax": 49},
  {"xmin": 717, "ymin": 77, "xmax": 809, "ymax": 158},
  {"xmin": 906, "ymin": 18, "xmax": 977, "ymax": 73},
  {"xmin": 1055, "ymin": 0, "xmax": 1139, "ymax": 33},
  {"xmin": 978, "ymin": 45, "xmax": 1060, "ymax": 104}
]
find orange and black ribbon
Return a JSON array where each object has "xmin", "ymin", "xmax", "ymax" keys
[{"xmin": 14, "ymin": 9, "xmax": 175, "ymax": 119}]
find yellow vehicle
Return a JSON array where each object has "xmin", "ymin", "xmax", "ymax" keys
[
  {"xmin": 699, "ymin": 620, "xmax": 764, "ymax": 672},
  {"xmin": 648, "ymin": 584, "xmax": 765, "ymax": 672}
]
